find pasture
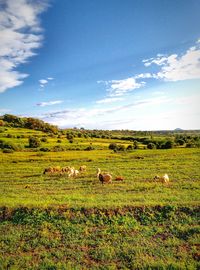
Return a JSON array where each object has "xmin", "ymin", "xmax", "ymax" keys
[
  {"xmin": 0, "ymin": 148, "xmax": 199, "ymax": 208},
  {"xmin": 0, "ymin": 126, "xmax": 199, "ymax": 269}
]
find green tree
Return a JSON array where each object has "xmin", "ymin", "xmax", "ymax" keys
[{"xmin": 29, "ymin": 136, "xmax": 41, "ymax": 148}]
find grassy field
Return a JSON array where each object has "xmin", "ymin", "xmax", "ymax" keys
[{"xmin": 0, "ymin": 127, "xmax": 199, "ymax": 269}]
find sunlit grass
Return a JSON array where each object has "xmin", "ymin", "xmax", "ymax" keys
[{"xmin": 0, "ymin": 148, "xmax": 199, "ymax": 208}]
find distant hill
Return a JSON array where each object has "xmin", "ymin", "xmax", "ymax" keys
[{"xmin": 174, "ymin": 128, "xmax": 183, "ymax": 131}]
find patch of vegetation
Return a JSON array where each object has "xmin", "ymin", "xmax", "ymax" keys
[
  {"xmin": 0, "ymin": 119, "xmax": 199, "ymax": 269},
  {"xmin": 0, "ymin": 206, "xmax": 199, "ymax": 269}
]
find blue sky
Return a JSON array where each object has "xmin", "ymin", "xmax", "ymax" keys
[{"xmin": 0, "ymin": 0, "xmax": 200, "ymax": 130}]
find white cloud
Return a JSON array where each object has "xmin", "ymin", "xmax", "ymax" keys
[
  {"xmin": 0, "ymin": 0, "xmax": 48, "ymax": 93},
  {"xmin": 36, "ymin": 100, "xmax": 63, "ymax": 107},
  {"xmin": 105, "ymin": 77, "xmax": 145, "ymax": 97},
  {"xmin": 144, "ymin": 40, "xmax": 200, "ymax": 81},
  {"xmin": 39, "ymin": 79, "xmax": 48, "ymax": 84},
  {"xmin": 39, "ymin": 77, "xmax": 54, "ymax": 88},
  {"xmin": 38, "ymin": 95, "xmax": 172, "ymax": 129},
  {"xmin": 96, "ymin": 97, "xmax": 124, "ymax": 104}
]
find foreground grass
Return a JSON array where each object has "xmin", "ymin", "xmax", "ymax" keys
[{"xmin": 0, "ymin": 206, "xmax": 199, "ymax": 269}]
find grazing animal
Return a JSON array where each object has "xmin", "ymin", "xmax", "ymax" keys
[
  {"xmin": 61, "ymin": 166, "xmax": 71, "ymax": 174},
  {"xmin": 43, "ymin": 166, "xmax": 61, "ymax": 174},
  {"xmin": 154, "ymin": 174, "xmax": 169, "ymax": 183},
  {"xmin": 43, "ymin": 167, "xmax": 53, "ymax": 174},
  {"xmin": 79, "ymin": 165, "xmax": 87, "ymax": 172},
  {"xmin": 73, "ymin": 169, "xmax": 79, "ymax": 177},
  {"xmin": 115, "ymin": 176, "xmax": 124, "ymax": 181},
  {"xmin": 97, "ymin": 168, "xmax": 112, "ymax": 184},
  {"xmin": 67, "ymin": 167, "xmax": 75, "ymax": 178},
  {"xmin": 52, "ymin": 166, "xmax": 61, "ymax": 173}
]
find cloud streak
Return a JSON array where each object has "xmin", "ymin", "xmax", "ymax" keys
[
  {"xmin": 39, "ymin": 96, "xmax": 171, "ymax": 128},
  {"xmin": 0, "ymin": 0, "xmax": 48, "ymax": 93},
  {"xmin": 96, "ymin": 97, "xmax": 124, "ymax": 104},
  {"xmin": 36, "ymin": 100, "xmax": 63, "ymax": 107}
]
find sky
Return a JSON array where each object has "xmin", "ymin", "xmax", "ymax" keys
[{"xmin": 0, "ymin": 0, "xmax": 200, "ymax": 130}]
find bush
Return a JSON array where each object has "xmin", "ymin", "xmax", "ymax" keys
[
  {"xmin": 29, "ymin": 136, "xmax": 41, "ymax": 148},
  {"xmin": 133, "ymin": 140, "xmax": 139, "ymax": 149},
  {"xmin": 186, "ymin": 142, "xmax": 196, "ymax": 148},
  {"xmin": 3, "ymin": 149, "xmax": 14, "ymax": 153},
  {"xmin": 40, "ymin": 147, "xmax": 50, "ymax": 152},
  {"xmin": 109, "ymin": 143, "xmax": 117, "ymax": 150},
  {"xmin": 57, "ymin": 139, "xmax": 62, "ymax": 143},
  {"xmin": 52, "ymin": 145, "xmax": 65, "ymax": 152},
  {"xmin": 0, "ymin": 140, "xmax": 19, "ymax": 151},
  {"xmin": 127, "ymin": 145, "xmax": 133, "ymax": 150},
  {"xmin": 176, "ymin": 139, "xmax": 185, "ymax": 146},
  {"xmin": 161, "ymin": 140, "xmax": 174, "ymax": 149},
  {"xmin": 7, "ymin": 134, "xmax": 14, "ymax": 138},
  {"xmin": 117, "ymin": 144, "xmax": 126, "ymax": 151},
  {"xmin": 147, "ymin": 142, "xmax": 156, "ymax": 149},
  {"xmin": 66, "ymin": 133, "xmax": 74, "ymax": 140},
  {"xmin": 85, "ymin": 146, "xmax": 94, "ymax": 151},
  {"xmin": 41, "ymin": 137, "xmax": 48, "ymax": 142}
]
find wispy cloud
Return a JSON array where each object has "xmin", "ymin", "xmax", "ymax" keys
[
  {"xmin": 39, "ymin": 79, "xmax": 48, "ymax": 85},
  {"xmin": 98, "ymin": 38, "xmax": 200, "ymax": 102},
  {"xmin": 39, "ymin": 77, "xmax": 54, "ymax": 88},
  {"xmin": 96, "ymin": 97, "xmax": 124, "ymax": 104},
  {"xmin": 39, "ymin": 96, "xmax": 171, "ymax": 128},
  {"xmin": 143, "ymin": 40, "xmax": 200, "ymax": 81},
  {"xmin": 106, "ymin": 77, "xmax": 145, "ymax": 97},
  {"xmin": 0, "ymin": 0, "xmax": 48, "ymax": 93},
  {"xmin": 36, "ymin": 100, "xmax": 63, "ymax": 107}
]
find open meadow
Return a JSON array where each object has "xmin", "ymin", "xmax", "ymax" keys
[{"xmin": 0, "ymin": 124, "xmax": 200, "ymax": 269}]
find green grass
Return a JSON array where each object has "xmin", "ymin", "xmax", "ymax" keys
[
  {"xmin": 0, "ymin": 206, "xmax": 199, "ymax": 269},
  {"xmin": 0, "ymin": 127, "xmax": 199, "ymax": 269},
  {"xmin": 0, "ymin": 148, "xmax": 199, "ymax": 208}
]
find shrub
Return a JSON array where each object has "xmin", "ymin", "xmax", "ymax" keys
[
  {"xmin": 127, "ymin": 145, "xmax": 133, "ymax": 150},
  {"xmin": 29, "ymin": 136, "xmax": 41, "ymax": 148},
  {"xmin": 40, "ymin": 147, "xmax": 50, "ymax": 152},
  {"xmin": 147, "ymin": 142, "xmax": 156, "ymax": 149},
  {"xmin": 133, "ymin": 140, "xmax": 139, "ymax": 149},
  {"xmin": 176, "ymin": 139, "xmax": 185, "ymax": 146},
  {"xmin": 0, "ymin": 140, "xmax": 19, "ymax": 151},
  {"xmin": 3, "ymin": 149, "xmax": 14, "ymax": 153},
  {"xmin": 52, "ymin": 145, "xmax": 65, "ymax": 152},
  {"xmin": 161, "ymin": 140, "xmax": 174, "ymax": 149},
  {"xmin": 109, "ymin": 143, "xmax": 117, "ymax": 150},
  {"xmin": 66, "ymin": 133, "xmax": 74, "ymax": 140},
  {"xmin": 7, "ymin": 134, "xmax": 14, "ymax": 138},
  {"xmin": 41, "ymin": 137, "xmax": 48, "ymax": 142},
  {"xmin": 186, "ymin": 142, "xmax": 196, "ymax": 148},
  {"xmin": 85, "ymin": 146, "xmax": 94, "ymax": 151},
  {"xmin": 57, "ymin": 139, "xmax": 62, "ymax": 143},
  {"xmin": 117, "ymin": 144, "xmax": 126, "ymax": 151}
]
